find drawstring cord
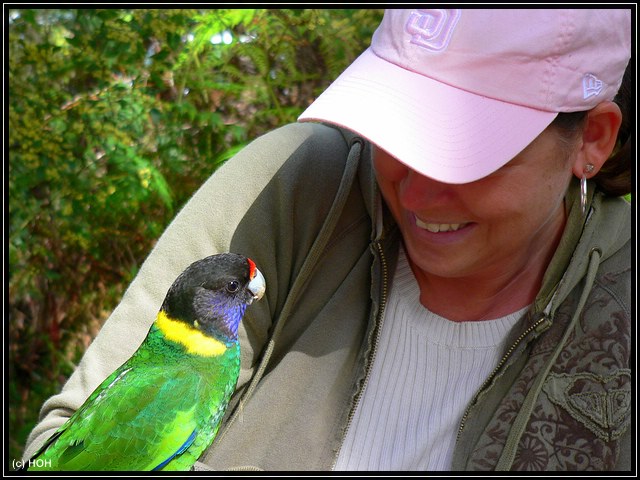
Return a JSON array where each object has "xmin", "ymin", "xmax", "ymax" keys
[{"xmin": 495, "ymin": 247, "xmax": 602, "ymax": 470}]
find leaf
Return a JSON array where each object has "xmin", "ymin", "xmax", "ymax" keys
[
  {"xmin": 213, "ymin": 143, "xmax": 247, "ymax": 168},
  {"xmin": 149, "ymin": 167, "xmax": 174, "ymax": 210},
  {"xmin": 150, "ymin": 107, "xmax": 162, "ymax": 124},
  {"xmin": 166, "ymin": 31, "xmax": 182, "ymax": 50}
]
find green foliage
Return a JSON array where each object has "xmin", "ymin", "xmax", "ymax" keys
[{"xmin": 8, "ymin": 8, "xmax": 383, "ymax": 464}]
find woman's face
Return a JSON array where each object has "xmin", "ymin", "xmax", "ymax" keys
[{"xmin": 374, "ymin": 127, "xmax": 576, "ymax": 284}]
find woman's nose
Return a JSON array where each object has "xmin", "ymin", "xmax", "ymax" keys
[{"xmin": 398, "ymin": 169, "xmax": 458, "ymax": 212}]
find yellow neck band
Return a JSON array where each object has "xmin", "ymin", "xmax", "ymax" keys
[{"xmin": 155, "ymin": 310, "xmax": 228, "ymax": 357}]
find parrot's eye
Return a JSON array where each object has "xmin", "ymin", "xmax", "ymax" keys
[{"xmin": 226, "ymin": 281, "xmax": 240, "ymax": 293}]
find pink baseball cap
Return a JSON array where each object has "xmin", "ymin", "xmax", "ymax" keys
[{"xmin": 298, "ymin": 9, "xmax": 631, "ymax": 184}]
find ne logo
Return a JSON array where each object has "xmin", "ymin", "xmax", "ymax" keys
[{"xmin": 582, "ymin": 73, "xmax": 604, "ymax": 99}]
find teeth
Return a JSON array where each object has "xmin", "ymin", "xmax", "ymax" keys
[{"xmin": 415, "ymin": 218, "xmax": 467, "ymax": 233}]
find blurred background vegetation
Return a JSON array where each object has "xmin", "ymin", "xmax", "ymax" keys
[{"xmin": 8, "ymin": 8, "xmax": 384, "ymax": 462}]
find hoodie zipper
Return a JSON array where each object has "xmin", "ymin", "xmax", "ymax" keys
[
  {"xmin": 332, "ymin": 239, "xmax": 552, "ymax": 467},
  {"xmin": 332, "ymin": 240, "xmax": 389, "ymax": 469},
  {"xmin": 456, "ymin": 313, "xmax": 551, "ymax": 441}
]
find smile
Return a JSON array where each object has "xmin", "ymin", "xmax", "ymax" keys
[{"xmin": 415, "ymin": 218, "xmax": 470, "ymax": 233}]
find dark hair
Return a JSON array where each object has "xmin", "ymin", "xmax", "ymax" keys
[{"xmin": 550, "ymin": 60, "xmax": 631, "ymax": 197}]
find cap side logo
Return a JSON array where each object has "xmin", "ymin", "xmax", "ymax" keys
[
  {"xmin": 405, "ymin": 9, "xmax": 461, "ymax": 52},
  {"xmin": 583, "ymin": 73, "xmax": 604, "ymax": 99}
]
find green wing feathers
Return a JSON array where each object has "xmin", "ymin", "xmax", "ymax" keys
[{"xmin": 29, "ymin": 342, "xmax": 240, "ymax": 471}]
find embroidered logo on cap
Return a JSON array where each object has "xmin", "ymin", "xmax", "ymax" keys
[
  {"xmin": 583, "ymin": 73, "xmax": 604, "ymax": 99},
  {"xmin": 405, "ymin": 9, "xmax": 461, "ymax": 52}
]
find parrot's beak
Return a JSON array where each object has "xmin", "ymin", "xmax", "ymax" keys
[{"xmin": 247, "ymin": 267, "xmax": 266, "ymax": 303}]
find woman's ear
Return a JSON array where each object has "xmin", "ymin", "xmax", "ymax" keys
[{"xmin": 572, "ymin": 101, "xmax": 622, "ymax": 179}]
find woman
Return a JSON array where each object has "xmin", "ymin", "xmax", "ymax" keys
[{"xmin": 24, "ymin": 9, "xmax": 631, "ymax": 471}]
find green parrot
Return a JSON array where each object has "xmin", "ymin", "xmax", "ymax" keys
[{"xmin": 23, "ymin": 253, "xmax": 266, "ymax": 471}]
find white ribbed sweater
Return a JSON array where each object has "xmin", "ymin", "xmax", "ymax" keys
[{"xmin": 334, "ymin": 248, "xmax": 527, "ymax": 471}]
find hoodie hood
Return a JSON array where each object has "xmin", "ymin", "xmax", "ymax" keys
[{"xmin": 536, "ymin": 177, "xmax": 631, "ymax": 318}]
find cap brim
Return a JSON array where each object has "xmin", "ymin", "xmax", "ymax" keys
[{"xmin": 298, "ymin": 48, "xmax": 558, "ymax": 184}]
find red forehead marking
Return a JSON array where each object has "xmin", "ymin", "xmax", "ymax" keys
[{"xmin": 248, "ymin": 258, "xmax": 256, "ymax": 279}]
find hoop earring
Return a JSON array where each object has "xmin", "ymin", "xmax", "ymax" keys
[{"xmin": 581, "ymin": 164, "xmax": 595, "ymax": 215}]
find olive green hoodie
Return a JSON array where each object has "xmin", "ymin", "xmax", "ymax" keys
[{"xmin": 24, "ymin": 122, "xmax": 631, "ymax": 471}]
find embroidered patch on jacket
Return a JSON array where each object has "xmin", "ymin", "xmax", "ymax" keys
[{"xmin": 542, "ymin": 370, "xmax": 630, "ymax": 442}]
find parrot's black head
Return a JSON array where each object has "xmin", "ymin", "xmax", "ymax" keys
[{"xmin": 161, "ymin": 253, "xmax": 265, "ymax": 343}]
